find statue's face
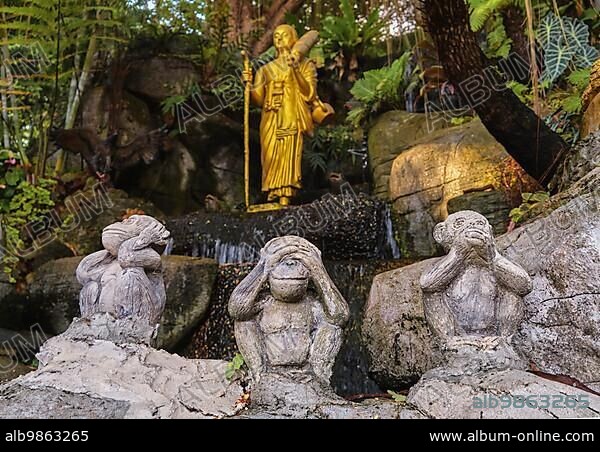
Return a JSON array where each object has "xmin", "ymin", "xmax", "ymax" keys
[
  {"xmin": 273, "ymin": 26, "xmax": 295, "ymax": 52},
  {"xmin": 435, "ymin": 211, "xmax": 493, "ymax": 249},
  {"xmin": 269, "ymin": 257, "xmax": 309, "ymax": 303}
]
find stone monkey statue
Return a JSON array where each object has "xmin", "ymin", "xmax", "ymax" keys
[
  {"xmin": 420, "ymin": 211, "xmax": 532, "ymax": 348},
  {"xmin": 76, "ymin": 215, "xmax": 170, "ymax": 328},
  {"xmin": 228, "ymin": 236, "xmax": 350, "ymax": 386}
]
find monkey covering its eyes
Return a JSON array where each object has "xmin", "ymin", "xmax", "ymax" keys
[{"xmin": 228, "ymin": 236, "xmax": 350, "ymax": 409}]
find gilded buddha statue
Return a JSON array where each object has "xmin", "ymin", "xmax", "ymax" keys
[{"xmin": 242, "ymin": 25, "xmax": 332, "ymax": 208}]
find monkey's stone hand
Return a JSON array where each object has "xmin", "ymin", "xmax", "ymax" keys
[
  {"xmin": 455, "ymin": 229, "xmax": 495, "ymax": 262},
  {"xmin": 294, "ymin": 241, "xmax": 323, "ymax": 273},
  {"xmin": 261, "ymin": 240, "xmax": 299, "ymax": 276},
  {"xmin": 137, "ymin": 221, "xmax": 170, "ymax": 249}
]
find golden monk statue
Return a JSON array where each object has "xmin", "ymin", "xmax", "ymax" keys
[{"xmin": 242, "ymin": 25, "xmax": 332, "ymax": 207}]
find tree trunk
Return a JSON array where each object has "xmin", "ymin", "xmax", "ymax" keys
[
  {"xmin": 501, "ymin": 4, "xmax": 532, "ymax": 84},
  {"xmin": 421, "ymin": 0, "xmax": 569, "ymax": 185},
  {"xmin": 227, "ymin": 0, "xmax": 254, "ymax": 44}
]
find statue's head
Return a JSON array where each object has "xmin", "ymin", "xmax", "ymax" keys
[
  {"xmin": 261, "ymin": 236, "xmax": 315, "ymax": 303},
  {"xmin": 433, "ymin": 210, "xmax": 494, "ymax": 251},
  {"xmin": 102, "ymin": 215, "xmax": 169, "ymax": 256},
  {"xmin": 273, "ymin": 24, "xmax": 298, "ymax": 54}
]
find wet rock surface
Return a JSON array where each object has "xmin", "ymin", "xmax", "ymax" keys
[{"xmin": 167, "ymin": 192, "xmax": 400, "ymax": 263}]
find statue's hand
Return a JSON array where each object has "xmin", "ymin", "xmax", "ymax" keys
[
  {"xmin": 453, "ymin": 230, "xmax": 494, "ymax": 263},
  {"xmin": 286, "ymin": 50, "xmax": 301, "ymax": 69},
  {"xmin": 141, "ymin": 221, "xmax": 170, "ymax": 247},
  {"xmin": 261, "ymin": 242, "xmax": 299, "ymax": 276},
  {"xmin": 296, "ymin": 241, "xmax": 324, "ymax": 275},
  {"xmin": 241, "ymin": 68, "xmax": 253, "ymax": 84}
]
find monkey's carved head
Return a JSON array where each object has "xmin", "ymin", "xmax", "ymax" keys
[
  {"xmin": 433, "ymin": 211, "xmax": 494, "ymax": 252},
  {"xmin": 102, "ymin": 215, "xmax": 169, "ymax": 256}
]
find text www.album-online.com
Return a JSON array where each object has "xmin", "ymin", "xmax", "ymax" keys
[{"xmin": 429, "ymin": 431, "xmax": 595, "ymax": 443}]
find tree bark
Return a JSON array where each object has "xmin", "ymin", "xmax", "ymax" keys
[
  {"xmin": 501, "ymin": 4, "xmax": 532, "ymax": 83},
  {"xmin": 421, "ymin": 0, "xmax": 569, "ymax": 185}
]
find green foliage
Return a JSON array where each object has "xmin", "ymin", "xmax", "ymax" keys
[
  {"xmin": 347, "ymin": 52, "xmax": 414, "ymax": 127},
  {"xmin": 537, "ymin": 13, "xmax": 598, "ymax": 84},
  {"xmin": 320, "ymin": 0, "xmax": 388, "ymax": 81},
  {"xmin": 225, "ymin": 353, "xmax": 245, "ymax": 381},
  {"xmin": 483, "ymin": 15, "xmax": 512, "ymax": 59},
  {"xmin": 509, "ymin": 191, "xmax": 550, "ymax": 224},
  {"xmin": 450, "ymin": 116, "xmax": 475, "ymax": 126},
  {"xmin": 0, "ymin": 150, "xmax": 57, "ymax": 282},
  {"xmin": 0, "ymin": 0, "xmax": 129, "ymax": 169},
  {"xmin": 467, "ymin": 0, "xmax": 512, "ymax": 32},
  {"xmin": 387, "ymin": 390, "xmax": 407, "ymax": 404},
  {"xmin": 304, "ymin": 124, "xmax": 362, "ymax": 173}
]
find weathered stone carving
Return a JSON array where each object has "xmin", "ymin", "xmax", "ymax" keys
[
  {"xmin": 76, "ymin": 215, "xmax": 170, "ymax": 330},
  {"xmin": 228, "ymin": 236, "xmax": 350, "ymax": 410},
  {"xmin": 420, "ymin": 210, "xmax": 532, "ymax": 371}
]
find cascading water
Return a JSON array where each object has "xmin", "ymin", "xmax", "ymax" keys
[
  {"xmin": 162, "ymin": 237, "xmax": 174, "ymax": 256},
  {"xmin": 381, "ymin": 203, "xmax": 401, "ymax": 260},
  {"xmin": 167, "ymin": 192, "xmax": 403, "ymax": 264}
]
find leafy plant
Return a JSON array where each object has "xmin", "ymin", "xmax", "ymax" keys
[
  {"xmin": 304, "ymin": 124, "xmax": 362, "ymax": 173},
  {"xmin": 537, "ymin": 13, "xmax": 598, "ymax": 84},
  {"xmin": 387, "ymin": 390, "xmax": 407, "ymax": 404},
  {"xmin": 467, "ymin": 0, "xmax": 513, "ymax": 32},
  {"xmin": 1, "ymin": 178, "xmax": 56, "ymax": 282},
  {"xmin": 347, "ymin": 52, "xmax": 415, "ymax": 127},
  {"xmin": 509, "ymin": 191, "xmax": 550, "ymax": 224},
  {"xmin": 225, "ymin": 353, "xmax": 246, "ymax": 381},
  {"xmin": 320, "ymin": 0, "xmax": 388, "ymax": 82}
]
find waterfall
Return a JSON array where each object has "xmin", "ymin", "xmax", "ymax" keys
[
  {"xmin": 195, "ymin": 236, "xmax": 259, "ymax": 264},
  {"xmin": 162, "ymin": 237, "xmax": 174, "ymax": 256},
  {"xmin": 382, "ymin": 204, "xmax": 401, "ymax": 259}
]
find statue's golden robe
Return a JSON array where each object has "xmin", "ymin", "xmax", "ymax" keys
[{"xmin": 253, "ymin": 58, "xmax": 317, "ymax": 201}]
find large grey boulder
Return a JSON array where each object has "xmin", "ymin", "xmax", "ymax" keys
[
  {"xmin": 367, "ymin": 111, "xmax": 450, "ymax": 200},
  {"xmin": 125, "ymin": 56, "xmax": 202, "ymax": 102},
  {"xmin": 402, "ymin": 368, "xmax": 600, "ymax": 419},
  {"xmin": 388, "ymin": 119, "xmax": 538, "ymax": 258},
  {"xmin": 0, "ymin": 320, "xmax": 244, "ymax": 419},
  {"xmin": 0, "ymin": 256, "xmax": 218, "ymax": 350},
  {"xmin": 364, "ymin": 166, "xmax": 600, "ymax": 390}
]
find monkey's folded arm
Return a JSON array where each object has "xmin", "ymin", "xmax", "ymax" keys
[
  {"xmin": 117, "ymin": 237, "xmax": 162, "ymax": 271},
  {"xmin": 76, "ymin": 250, "xmax": 113, "ymax": 284},
  {"xmin": 420, "ymin": 250, "xmax": 464, "ymax": 292},
  {"xmin": 228, "ymin": 263, "xmax": 268, "ymax": 321},
  {"xmin": 423, "ymin": 293, "xmax": 459, "ymax": 341},
  {"xmin": 493, "ymin": 255, "xmax": 533, "ymax": 296}
]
